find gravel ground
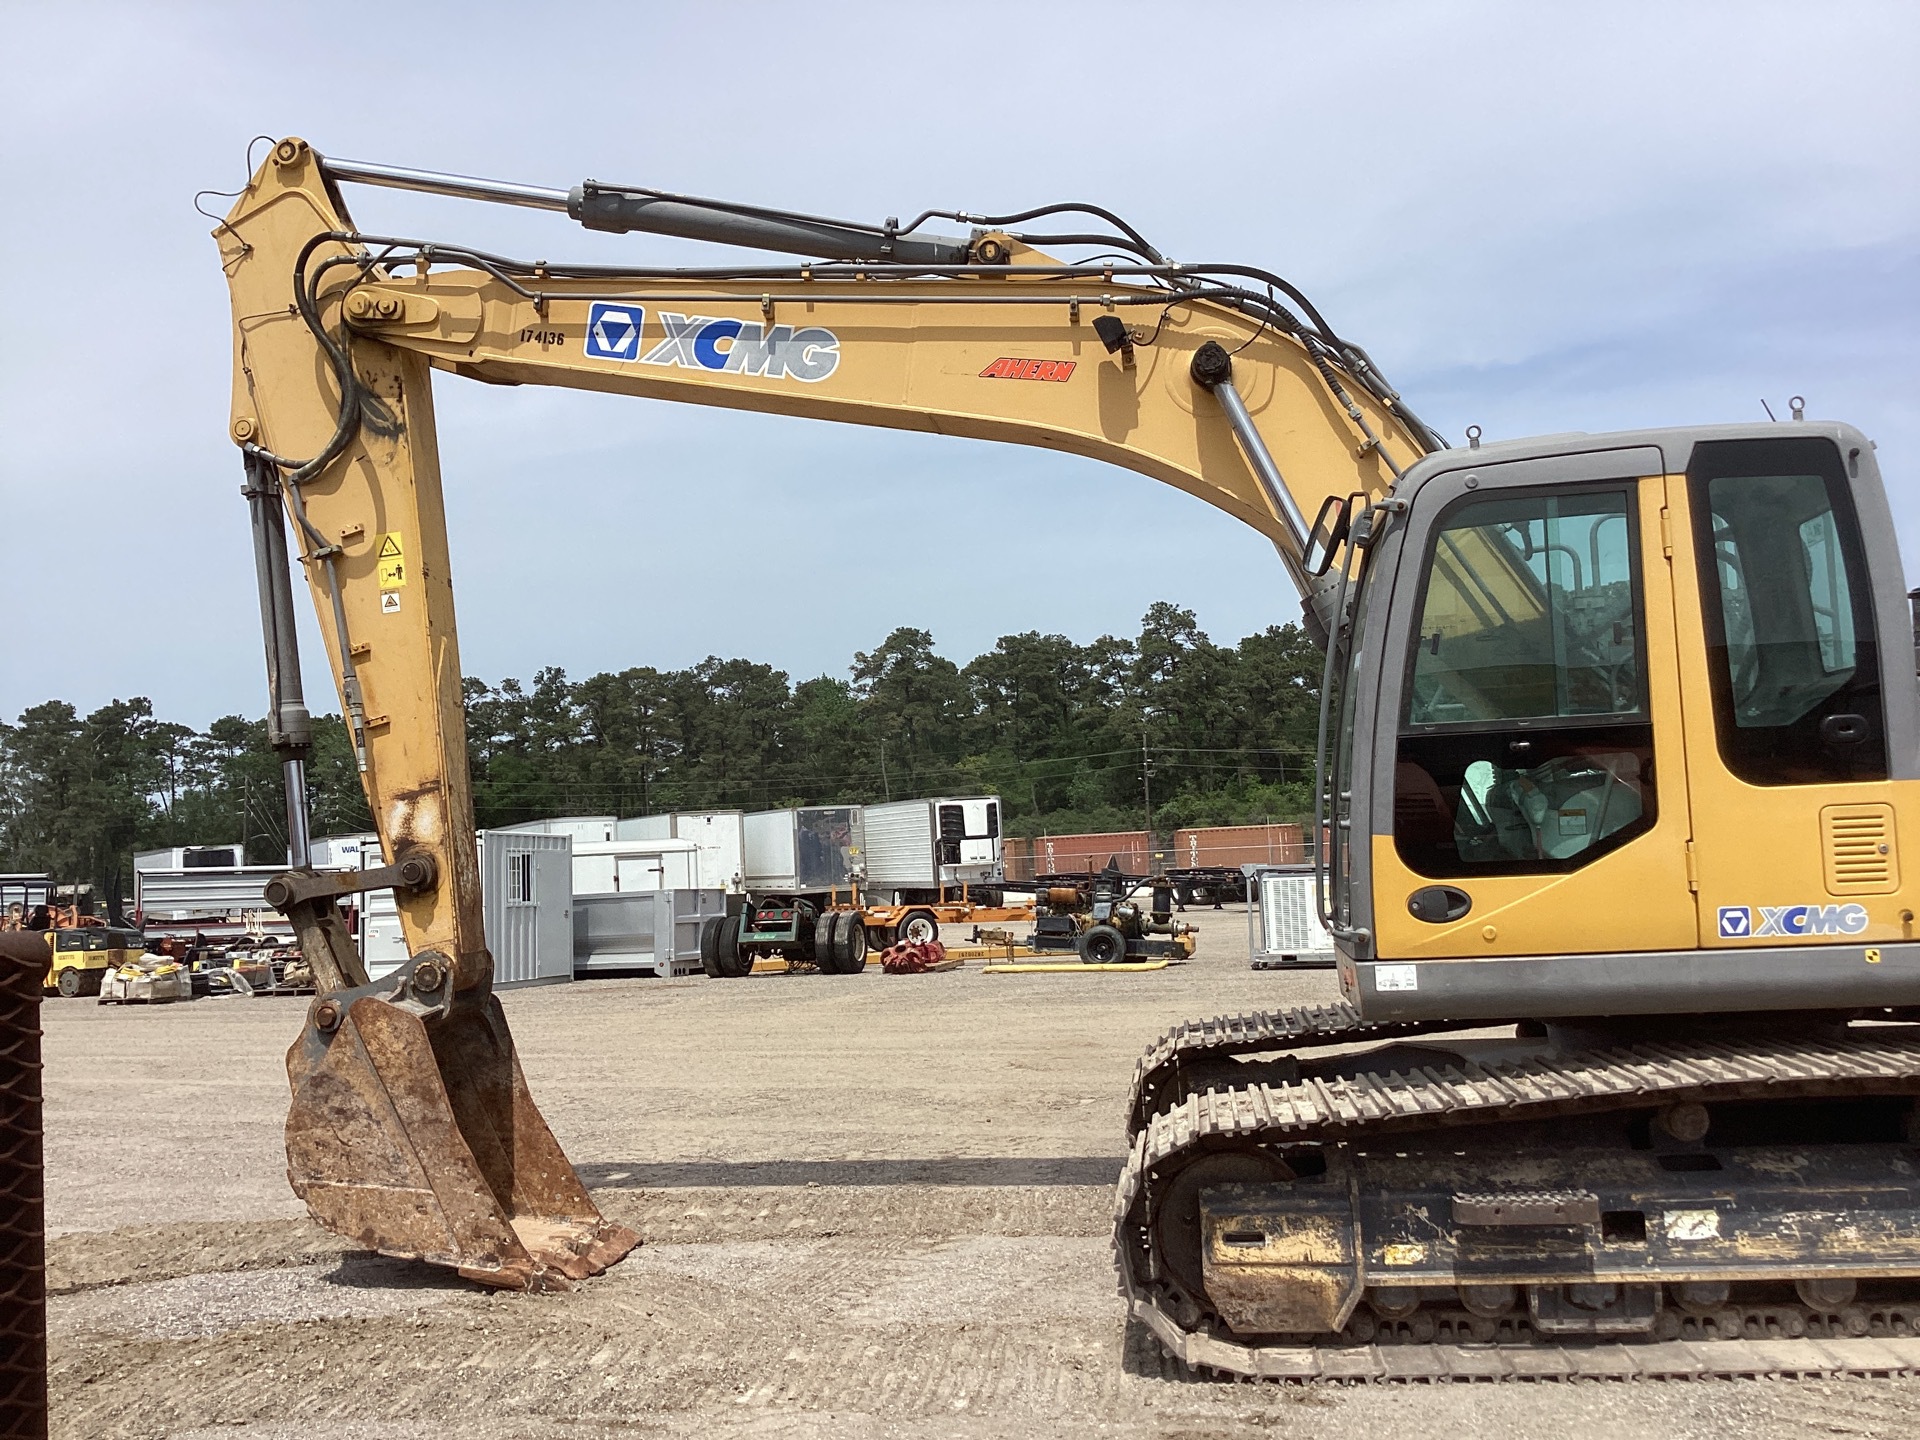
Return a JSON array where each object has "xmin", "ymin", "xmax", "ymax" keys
[{"xmin": 38, "ymin": 906, "xmax": 1920, "ymax": 1438}]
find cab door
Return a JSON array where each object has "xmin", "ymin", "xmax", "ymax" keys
[
  {"xmin": 1369, "ymin": 448, "xmax": 1699, "ymax": 960},
  {"xmin": 1671, "ymin": 436, "xmax": 1916, "ymax": 947}
]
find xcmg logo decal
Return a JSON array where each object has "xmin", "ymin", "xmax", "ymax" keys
[
  {"xmin": 1716, "ymin": 903, "xmax": 1868, "ymax": 940},
  {"xmin": 629, "ymin": 311, "xmax": 841, "ymax": 383},
  {"xmin": 584, "ymin": 303, "xmax": 645, "ymax": 361}
]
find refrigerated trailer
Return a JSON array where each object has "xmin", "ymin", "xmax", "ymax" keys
[{"xmin": 861, "ymin": 797, "xmax": 1004, "ymax": 903}]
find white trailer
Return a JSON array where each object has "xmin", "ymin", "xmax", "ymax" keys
[
  {"xmin": 615, "ymin": 811, "xmax": 745, "ymax": 893},
  {"xmin": 742, "ymin": 806, "xmax": 865, "ymax": 894},
  {"xmin": 134, "ymin": 844, "xmax": 248, "ymax": 872},
  {"xmin": 861, "ymin": 797, "xmax": 1004, "ymax": 903},
  {"xmin": 494, "ymin": 815, "xmax": 618, "ymax": 843}
]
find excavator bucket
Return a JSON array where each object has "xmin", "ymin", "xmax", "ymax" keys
[{"xmin": 284, "ymin": 991, "xmax": 637, "ymax": 1289}]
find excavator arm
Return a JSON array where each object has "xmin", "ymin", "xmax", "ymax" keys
[{"xmin": 215, "ymin": 137, "xmax": 1437, "ymax": 1288}]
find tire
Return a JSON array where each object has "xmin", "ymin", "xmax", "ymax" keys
[
  {"xmin": 699, "ymin": 915, "xmax": 723, "ymax": 978},
  {"xmin": 895, "ymin": 909, "xmax": 939, "ymax": 946},
  {"xmin": 836, "ymin": 914, "xmax": 869, "ymax": 974},
  {"xmin": 56, "ymin": 967, "xmax": 81, "ymax": 998},
  {"xmin": 1076, "ymin": 923, "xmax": 1128, "ymax": 965},
  {"xmin": 865, "ymin": 925, "xmax": 892, "ymax": 953},
  {"xmin": 812, "ymin": 912, "xmax": 838, "ymax": 971},
  {"xmin": 714, "ymin": 914, "xmax": 749, "ymax": 978}
]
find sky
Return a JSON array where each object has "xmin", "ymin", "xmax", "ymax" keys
[{"xmin": 2, "ymin": 0, "xmax": 1915, "ymax": 728}]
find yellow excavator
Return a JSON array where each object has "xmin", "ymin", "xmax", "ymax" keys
[{"xmin": 216, "ymin": 139, "xmax": 1920, "ymax": 1373}]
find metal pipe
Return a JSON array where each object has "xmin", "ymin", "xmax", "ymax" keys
[{"xmin": 320, "ymin": 155, "xmax": 571, "ymax": 212}]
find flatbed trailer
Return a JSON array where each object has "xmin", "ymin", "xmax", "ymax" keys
[{"xmin": 709, "ymin": 886, "xmax": 1035, "ymax": 978}]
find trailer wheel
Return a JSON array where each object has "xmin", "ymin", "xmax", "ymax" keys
[
  {"xmin": 699, "ymin": 916, "xmax": 724, "ymax": 978},
  {"xmin": 895, "ymin": 909, "xmax": 939, "ymax": 946},
  {"xmin": 836, "ymin": 915, "xmax": 869, "ymax": 973},
  {"xmin": 56, "ymin": 967, "xmax": 81, "ymax": 998},
  {"xmin": 715, "ymin": 915, "xmax": 749, "ymax": 978},
  {"xmin": 1077, "ymin": 924, "xmax": 1127, "ymax": 965}
]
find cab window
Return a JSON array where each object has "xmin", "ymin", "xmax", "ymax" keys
[
  {"xmin": 1395, "ymin": 486, "xmax": 1655, "ymax": 877},
  {"xmin": 1688, "ymin": 438, "xmax": 1885, "ymax": 785}
]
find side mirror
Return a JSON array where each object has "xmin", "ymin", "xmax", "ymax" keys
[{"xmin": 1303, "ymin": 493, "xmax": 1353, "ymax": 577}]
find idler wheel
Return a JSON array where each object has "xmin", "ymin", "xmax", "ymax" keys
[{"xmin": 1150, "ymin": 1151, "xmax": 1293, "ymax": 1323}]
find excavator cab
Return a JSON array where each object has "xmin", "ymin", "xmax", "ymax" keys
[{"xmin": 1320, "ymin": 426, "xmax": 1914, "ymax": 1019}]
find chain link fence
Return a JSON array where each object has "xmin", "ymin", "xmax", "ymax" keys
[{"xmin": 0, "ymin": 933, "xmax": 48, "ymax": 1439}]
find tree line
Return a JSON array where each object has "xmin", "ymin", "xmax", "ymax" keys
[{"xmin": 0, "ymin": 604, "xmax": 1320, "ymax": 919}]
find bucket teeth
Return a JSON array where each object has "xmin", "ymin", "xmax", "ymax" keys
[{"xmin": 285, "ymin": 992, "xmax": 638, "ymax": 1287}]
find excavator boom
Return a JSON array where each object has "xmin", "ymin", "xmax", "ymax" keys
[{"xmin": 216, "ymin": 137, "xmax": 1429, "ymax": 1290}]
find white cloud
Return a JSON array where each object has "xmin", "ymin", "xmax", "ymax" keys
[{"xmin": 2, "ymin": 0, "xmax": 1914, "ymax": 723}]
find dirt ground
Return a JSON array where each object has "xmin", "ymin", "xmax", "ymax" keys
[{"xmin": 39, "ymin": 906, "xmax": 1920, "ymax": 1439}]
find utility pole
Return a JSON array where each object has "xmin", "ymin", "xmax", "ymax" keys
[
  {"xmin": 879, "ymin": 738, "xmax": 891, "ymax": 801},
  {"xmin": 1141, "ymin": 728, "xmax": 1155, "ymax": 857}
]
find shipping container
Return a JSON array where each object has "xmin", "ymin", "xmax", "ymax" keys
[
  {"xmin": 1172, "ymin": 824, "xmax": 1306, "ymax": 870},
  {"xmin": 616, "ymin": 811, "xmax": 746, "ymax": 892},
  {"xmin": 1021, "ymin": 830, "xmax": 1151, "ymax": 878},
  {"xmin": 743, "ymin": 807, "xmax": 865, "ymax": 893},
  {"xmin": 573, "ymin": 888, "xmax": 726, "ymax": 977},
  {"xmin": 862, "ymin": 797, "xmax": 1003, "ymax": 900},
  {"xmin": 571, "ymin": 838, "xmax": 702, "ymax": 895}
]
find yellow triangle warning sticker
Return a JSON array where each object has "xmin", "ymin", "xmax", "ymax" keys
[{"xmin": 378, "ymin": 533, "xmax": 404, "ymax": 560}]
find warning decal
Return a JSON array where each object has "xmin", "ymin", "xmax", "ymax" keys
[{"xmin": 376, "ymin": 532, "xmax": 406, "ymax": 589}]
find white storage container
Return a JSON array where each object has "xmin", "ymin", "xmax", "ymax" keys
[
  {"xmin": 743, "ymin": 807, "xmax": 865, "ymax": 893},
  {"xmin": 667, "ymin": 811, "xmax": 745, "ymax": 893},
  {"xmin": 478, "ymin": 830, "xmax": 575, "ymax": 987},
  {"xmin": 614, "ymin": 814, "xmax": 674, "ymax": 842},
  {"xmin": 571, "ymin": 838, "xmax": 701, "ymax": 895},
  {"xmin": 573, "ymin": 888, "xmax": 725, "ymax": 977},
  {"xmin": 862, "ymin": 797, "xmax": 1003, "ymax": 898},
  {"xmin": 320, "ymin": 830, "xmax": 576, "ymax": 986},
  {"xmin": 616, "ymin": 812, "xmax": 745, "ymax": 892}
]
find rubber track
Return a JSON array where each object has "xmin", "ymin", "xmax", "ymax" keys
[
  {"xmin": 1114, "ymin": 1025, "xmax": 1920, "ymax": 1381},
  {"xmin": 1126, "ymin": 1004, "xmax": 1476, "ymax": 1138}
]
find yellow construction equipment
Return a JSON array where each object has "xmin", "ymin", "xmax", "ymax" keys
[{"xmin": 216, "ymin": 140, "xmax": 1920, "ymax": 1371}]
